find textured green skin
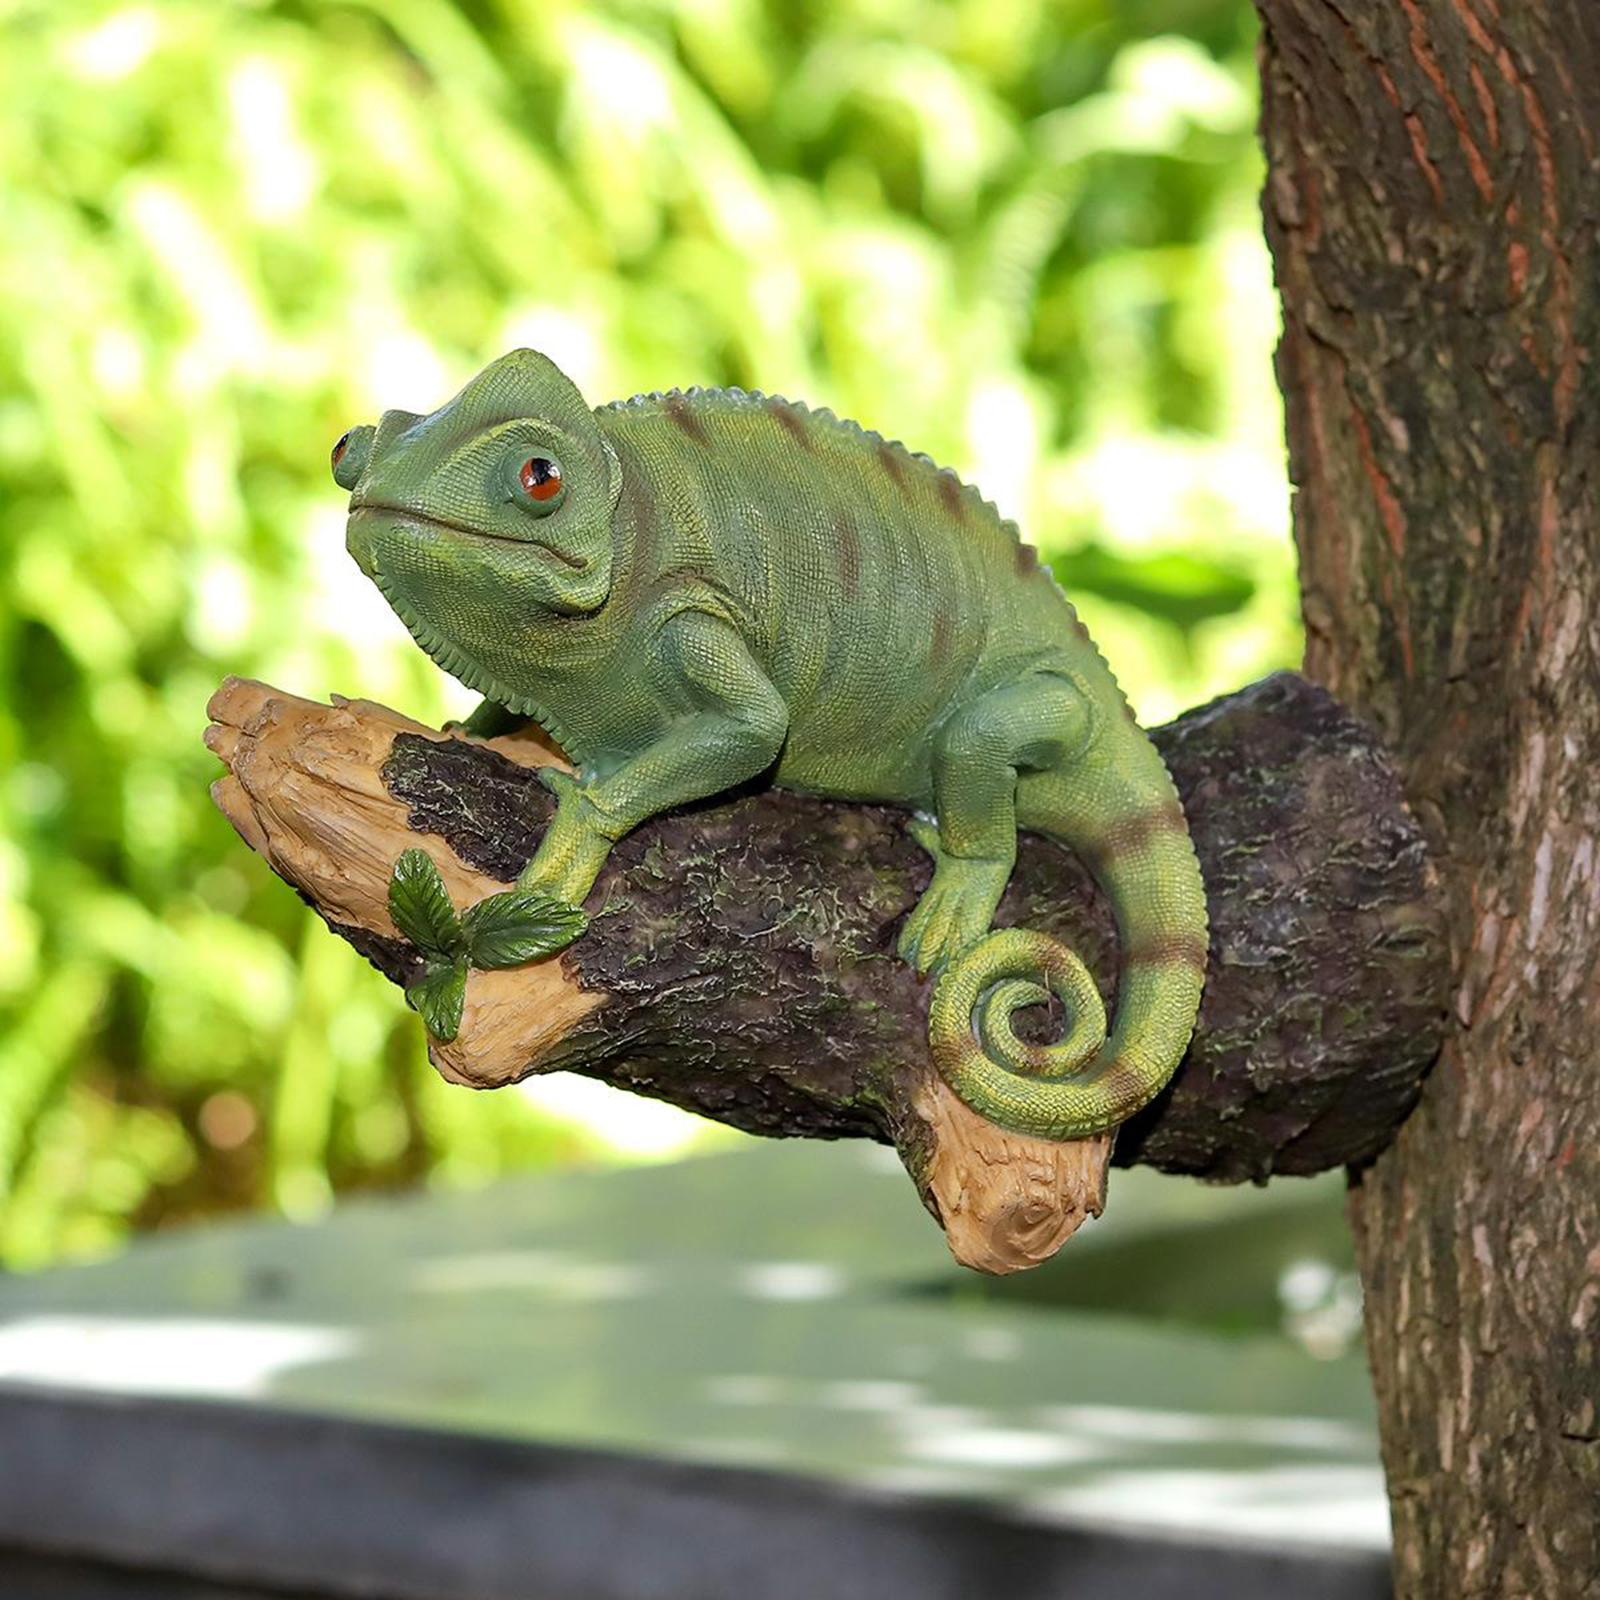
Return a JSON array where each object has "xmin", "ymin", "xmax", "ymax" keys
[{"xmin": 337, "ymin": 350, "xmax": 1208, "ymax": 1138}]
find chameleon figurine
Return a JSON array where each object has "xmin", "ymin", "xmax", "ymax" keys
[{"xmin": 334, "ymin": 350, "xmax": 1208, "ymax": 1139}]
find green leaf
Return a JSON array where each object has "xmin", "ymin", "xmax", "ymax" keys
[
  {"xmin": 1047, "ymin": 544, "xmax": 1257, "ymax": 635},
  {"xmin": 461, "ymin": 889, "xmax": 588, "ymax": 970},
  {"xmin": 406, "ymin": 958, "xmax": 467, "ymax": 1042},
  {"xmin": 388, "ymin": 850, "xmax": 464, "ymax": 958}
]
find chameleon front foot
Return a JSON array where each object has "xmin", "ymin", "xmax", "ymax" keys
[
  {"xmin": 387, "ymin": 848, "xmax": 587, "ymax": 1041},
  {"xmin": 898, "ymin": 818, "xmax": 1013, "ymax": 977},
  {"xmin": 513, "ymin": 768, "xmax": 619, "ymax": 907}
]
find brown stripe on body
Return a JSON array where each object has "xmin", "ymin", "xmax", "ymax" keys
[
  {"xmin": 876, "ymin": 441, "xmax": 906, "ymax": 489},
  {"xmin": 936, "ymin": 472, "xmax": 963, "ymax": 519},
  {"xmin": 929, "ymin": 607, "xmax": 954, "ymax": 666},
  {"xmin": 664, "ymin": 393, "xmax": 709, "ymax": 446},
  {"xmin": 1085, "ymin": 798, "xmax": 1188, "ymax": 869},
  {"xmin": 1007, "ymin": 1040, "xmax": 1066, "ymax": 1081},
  {"xmin": 934, "ymin": 1035, "xmax": 989, "ymax": 1078},
  {"xmin": 613, "ymin": 440, "xmax": 663, "ymax": 591},
  {"xmin": 1034, "ymin": 946, "xmax": 1083, "ymax": 991},
  {"xmin": 833, "ymin": 511, "xmax": 861, "ymax": 600},
  {"xmin": 1100, "ymin": 1058, "xmax": 1149, "ymax": 1112},
  {"xmin": 1015, "ymin": 540, "xmax": 1040, "ymax": 576},
  {"xmin": 1123, "ymin": 931, "xmax": 1209, "ymax": 974},
  {"xmin": 768, "ymin": 398, "xmax": 813, "ymax": 450}
]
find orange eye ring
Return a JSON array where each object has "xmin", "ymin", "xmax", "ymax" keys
[
  {"xmin": 518, "ymin": 457, "xmax": 563, "ymax": 502},
  {"xmin": 331, "ymin": 431, "xmax": 352, "ymax": 468}
]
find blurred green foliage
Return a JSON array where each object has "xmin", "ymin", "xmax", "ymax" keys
[{"xmin": 0, "ymin": 0, "xmax": 1294, "ymax": 1269}]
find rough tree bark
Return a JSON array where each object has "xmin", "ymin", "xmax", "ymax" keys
[{"xmin": 1256, "ymin": 3, "xmax": 1600, "ymax": 1593}]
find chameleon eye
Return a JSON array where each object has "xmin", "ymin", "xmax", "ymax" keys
[
  {"xmin": 330, "ymin": 425, "xmax": 373, "ymax": 490},
  {"xmin": 518, "ymin": 456, "xmax": 564, "ymax": 503}
]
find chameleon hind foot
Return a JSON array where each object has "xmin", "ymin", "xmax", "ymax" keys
[{"xmin": 898, "ymin": 817, "xmax": 1012, "ymax": 977}]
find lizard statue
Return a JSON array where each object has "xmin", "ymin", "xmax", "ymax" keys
[{"xmin": 332, "ymin": 349, "xmax": 1208, "ymax": 1139}]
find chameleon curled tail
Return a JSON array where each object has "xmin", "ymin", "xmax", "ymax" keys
[
  {"xmin": 927, "ymin": 808, "xmax": 1209, "ymax": 1141},
  {"xmin": 929, "ymin": 929, "xmax": 1112, "ymax": 1137}
]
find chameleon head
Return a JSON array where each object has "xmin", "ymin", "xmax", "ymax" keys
[{"xmin": 332, "ymin": 349, "xmax": 624, "ymax": 696}]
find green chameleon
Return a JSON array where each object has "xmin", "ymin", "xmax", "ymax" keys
[{"xmin": 334, "ymin": 350, "xmax": 1208, "ymax": 1139}]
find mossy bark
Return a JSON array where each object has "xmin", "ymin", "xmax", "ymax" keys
[{"xmin": 372, "ymin": 670, "xmax": 1446, "ymax": 1183}]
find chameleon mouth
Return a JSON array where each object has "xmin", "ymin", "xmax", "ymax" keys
[{"xmin": 348, "ymin": 503, "xmax": 585, "ymax": 570}]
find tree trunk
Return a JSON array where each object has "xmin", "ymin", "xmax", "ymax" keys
[{"xmin": 1256, "ymin": 3, "xmax": 1600, "ymax": 1592}]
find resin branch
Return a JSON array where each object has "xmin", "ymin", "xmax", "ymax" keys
[{"xmin": 206, "ymin": 671, "xmax": 1446, "ymax": 1273}]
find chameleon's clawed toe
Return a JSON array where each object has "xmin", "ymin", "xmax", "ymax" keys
[
  {"xmin": 905, "ymin": 894, "xmax": 963, "ymax": 975},
  {"xmin": 897, "ymin": 891, "xmax": 950, "ymax": 976},
  {"xmin": 536, "ymin": 767, "xmax": 581, "ymax": 802},
  {"xmin": 898, "ymin": 853, "xmax": 1012, "ymax": 977}
]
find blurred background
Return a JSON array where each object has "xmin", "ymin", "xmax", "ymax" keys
[{"xmin": 0, "ymin": 0, "xmax": 1296, "ymax": 1272}]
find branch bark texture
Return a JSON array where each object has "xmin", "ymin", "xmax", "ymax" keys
[
  {"xmin": 1257, "ymin": 2, "xmax": 1600, "ymax": 1590},
  {"xmin": 208, "ymin": 671, "xmax": 1445, "ymax": 1273}
]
